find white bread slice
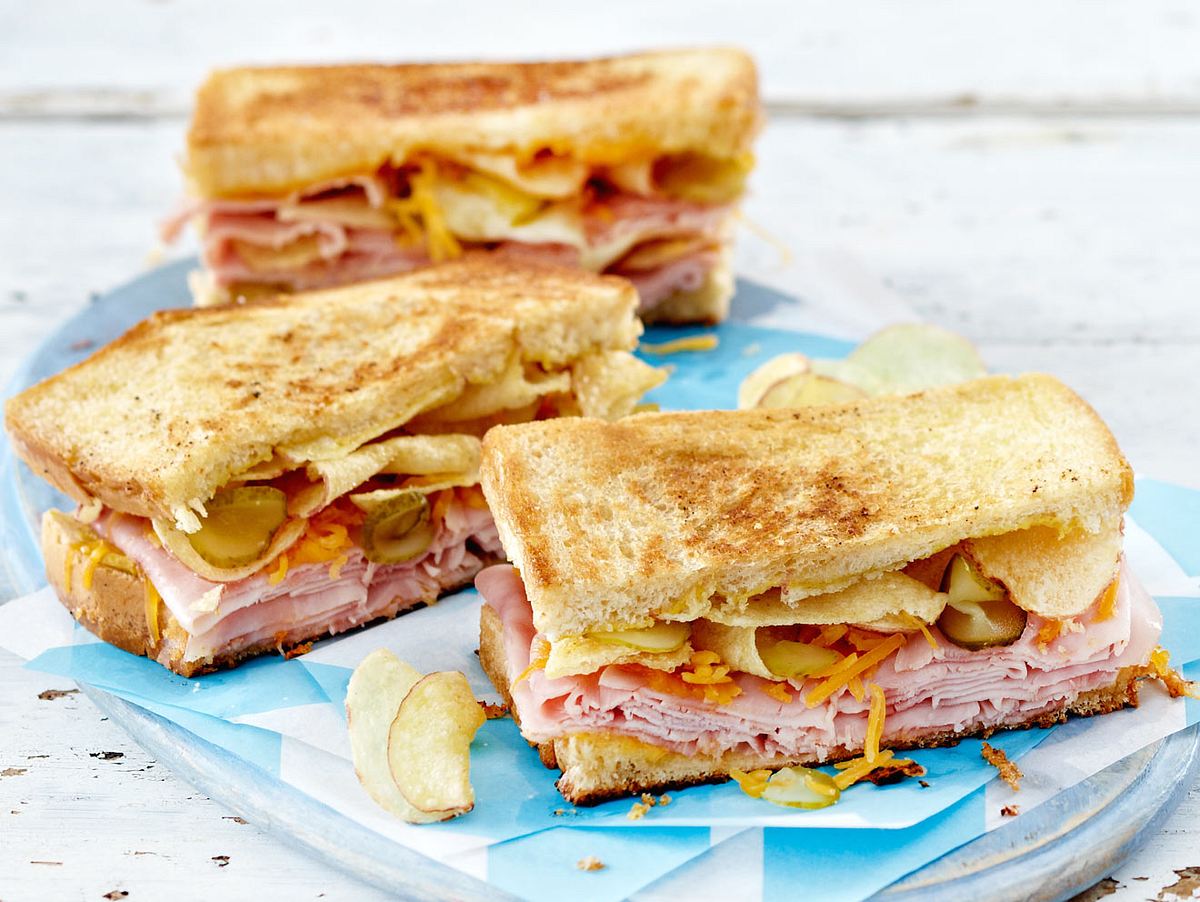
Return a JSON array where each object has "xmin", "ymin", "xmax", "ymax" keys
[
  {"xmin": 480, "ymin": 374, "xmax": 1134, "ymax": 639},
  {"xmin": 5, "ymin": 259, "xmax": 642, "ymax": 529},
  {"xmin": 187, "ymin": 49, "xmax": 760, "ymax": 198}
]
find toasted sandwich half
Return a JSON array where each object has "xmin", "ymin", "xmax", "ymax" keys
[
  {"xmin": 475, "ymin": 374, "xmax": 1162, "ymax": 804},
  {"xmin": 4, "ymin": 259, "xmax": 664, "ymax": 676},
  {"xmin": 164, "ymin": 48, "xmax": 761, "ymax": 324}
]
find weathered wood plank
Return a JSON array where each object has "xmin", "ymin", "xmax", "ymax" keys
[{"xmin": 4, "ymin": 0, "xmax": 1200, "ymax": 114}]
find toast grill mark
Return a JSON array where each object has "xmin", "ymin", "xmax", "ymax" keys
[{"xmin": 236, "ymin": 67, "xmax": 654, "ymax": 123}]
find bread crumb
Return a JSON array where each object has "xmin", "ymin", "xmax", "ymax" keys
[
  {"xmin": 657, "ymin": 794, "xmax": 671, "ymax": 806},
  {"xmin": 480, "ymin": 701, "xmax": 509, "ymax": 720},
  {"xmin": 627, "ymin": 801, "xmax": 652, "ymax": 821},
  {"xmin": 1001, "ymin": 805, "xmax": 1020, "ymax": 817},
  {"xmin": 981, "ymin": 742, "xmax": 1023, "ymax": 791},
  {"xmin": 577, "ymin": 855, "xmax": 605, "ymax": 872}
]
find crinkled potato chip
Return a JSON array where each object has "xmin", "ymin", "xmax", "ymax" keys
[{"xmin": 388, "ymin": 671, "xmax": 486, "ymax": 819}]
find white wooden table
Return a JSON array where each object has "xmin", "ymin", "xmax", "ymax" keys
[{"xmin": 2, "ymin": 3, "xmax": 1198, "ymax": 899}]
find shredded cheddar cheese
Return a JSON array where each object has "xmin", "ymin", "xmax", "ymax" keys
[
  {"xmin": 142, "ymin": 569, "xmax": 162, "ymax": 645},
  {"xmin": 865, "ymin": 683, "xmax": 886, "ymax": 763},
  {"xmin": 639, "ymin": 334, "xmax": 719, "ymax": 356},
  {"xmin": 806, "ymin": 634, "xmax": 906, "ymax": 708},
  {"xmin": 514, "ymin": 637, "xmax": 550, "ymax": 686},
  {"xmin": 847, "ymin": 675, "xmax": 865, "ymax": 703},
  {"xmin": 832, "ymin": 749, "xmax": 895, "ymax": 791},
  {"xmin": 1143, "ymin": 646, "xmax": 1200, "ymax": 699},
  {"xmin": 1094, "ymin": 579, "xmax": 1119, "ymax": 622},
  {"xmin": 82, "ymin": 542, "xmax": 107, "ymax": 590},
  {"xmin": 1035, "ymin": 620, "xmax": 1066, "ymax": 652},
  {"xmin": 268, "ymin": 553, "xmax": 290, "ymax": 586},
  {"xmin": 763, "ymin": 682, "xmax": 794, "ymax": 705},
  {"xmin": 679, "ymin": 650, "xmax": 743, "ymax": 705},
  {"xmin": 811, "ymin": 624, "xmax": 849, "ymax": 648},
  {"xmin": 388, "ymin": 162, "xmax": 463, "ymax": 262}
]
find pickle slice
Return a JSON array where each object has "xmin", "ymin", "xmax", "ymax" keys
[
  {"xmin": 757, "ymin": 639, "xmax": 841, "ymax": 679},
  {"xmin": 760, "ymin": 766, "xmax": 842, "ymax": 810},
  {"xmin": 187, "ymin": 486, "xmax": 288, "ymax": 568},
  {"xmin": 360, "ymin": 492, "xmax": 434, "ymax": 564},
  {"xmin": 589, "ymin": 621, "xmax": 690, "ymax": 653},
  {"xmin": 936, "ymin": 554, "xmax": 1027, "ymax": 650}
]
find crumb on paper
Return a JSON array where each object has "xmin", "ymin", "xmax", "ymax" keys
[
  {"xmin": 640, "ymin": 334, "xmax": 719, "ymax": 355},
  {"xmin": 980, "ymin": 742, "xmax": 1023, "ymax": 791},
  {"xmin": 1001, "ymin": 805, "xmax": 1020, "ymax": 818},
  {"xmin": 103, "ymin": 891, "xmax": 129, "ymax": 900},
  {"xmin": 553, "ymin": 807, "xmax": 580, "ymax": 817},
  {"xmin": 918, "ymin": 780, "xmax": 931, "ymax": 789},
  {"xmin": 480, "ymin": 701, "xmax": 509, "ymax": 720},
  {"xmin": 577, "ymin": 855, "xmax": 605, "ymax": 872},
  {"xmin": 627, "ymin": 801, "xmax": 652, "ymax": 821},
  {"xmin": 658, "ymin": 794, "xmax": 672, "ymax": 806},
  {"xmin": 861, "ymin": 760, "xmax": 927, "ymax": 786}
]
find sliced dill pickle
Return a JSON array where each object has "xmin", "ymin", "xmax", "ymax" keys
[
  {"xmin": 760, "ymin": 766, "xmax": 842, "ymax": 810},
  {"xmin": 936, "ymin": 554, "xmax": 1027, "ymax": 650},
  {"xmin": 360, "ymin": 492, "xmax": 434, "ymax": 564},
  {"xmin": 757, "ymin": 639, "xmax": 841, "ymax": 679},
  {"xmin": 187, "ymin": 486, "xmax": 288, "ymax": 567},
  {"xmin": 589, "ymin": 621, "xmax": 690, "ymax": 652}
]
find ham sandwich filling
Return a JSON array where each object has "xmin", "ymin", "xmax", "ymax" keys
[
  {"xmin": 88, "ymin": 489, "xmax": 500, "ymax": 667},
  {"xmin": 479, "ymin": 562, "xmax": 1161, "ymax": 761},
  {"xmin": 163, "ymin": 159, "xmax": 738, "ymax": 313}
]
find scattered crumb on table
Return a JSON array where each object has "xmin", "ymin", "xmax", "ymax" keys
[
  {"xmin": 1001, "ymin": 805, "xmax": 1020, "ymax": 818},
  {"xmin": 577, "ymin": 855, "xmax": 605, "ymax": 872}
]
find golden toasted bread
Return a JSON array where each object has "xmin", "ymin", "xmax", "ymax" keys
[
  {"xmin": 187, "ymin": 48, "xmax": 761, "ymax": 198},
  {"xmin": 478, "ymin": 603, "xmax": 1142, "ymax": 805},
  {"xmin": 480, "ymin": 374, "xmax": 1134, "ymax": 639},
  {"xmin": 5, "ymin": 259, "xmax": 645, "ymax": 530}
]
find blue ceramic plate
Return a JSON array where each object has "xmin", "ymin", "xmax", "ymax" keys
[{"xmin": 2, "ymin": 260, "xmax": 1197, "ymax": 901}]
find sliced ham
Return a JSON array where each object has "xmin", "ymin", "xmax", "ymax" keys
[
  {"xmin": 168, "ymin": 174, "xmax": 731, "ymax": 312},
  {"xmin": 99, "ymin": 497, "xmax": 500, "ymax": 668},
  {"xmin": 478, "ymin": 561, "xmax": 1161, "ymax": 761}
]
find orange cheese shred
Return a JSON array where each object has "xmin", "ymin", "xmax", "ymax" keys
[
  {"xmin": 1094, "ymin": 579, "xmax": 1120, "ymax": 622},
  {"xmin": 847, "ymin": 675, "xmax": 865, "ymax": 703},
  {"xmin": 811, "ymin": 624, "xmax": 849, "ymax": 648},
  {"xmin": 806, "ymin": 634, "xmax": 906, "ymax": 708},
  {"xmin": 763, "ymin": 682, "xmax": 794, "ymax": 705},
  {"xmin": 142, "ymin": 570, "xmax": 162, "ymax": 645},
  {"xmin": 833, "ymin": 749, "xmax": 896, "ymax": 791},
  {"xmin": 514, "ymin": 638, "xmax": 550, "ymax": 687},
  {"xmin": 865, "ymin": 683, "xmax": 887, "ymax": 763}
]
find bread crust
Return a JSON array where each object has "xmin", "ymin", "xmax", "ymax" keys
[
  {"xmin": 187, "ymin": 49, "xmax": 761, "ymax": 198},
  {"xmin": 44, "ymin": 510, "xmax": 499, "ymax": 677},
  {"xmin": 478, "ymin": 602, "xmax": 1144, "ymax": 806},
  {"xmin": 5, "ymin": 259, "xmax": 642, "ymax": 527},
  {"xmin": 480, "ymin": 373, "xmax": 1135, "ymax": 639}
]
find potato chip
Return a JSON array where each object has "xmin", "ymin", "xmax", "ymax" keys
[
  {"xmin": 388, "ymin": 671, "xmax": 486, "ymax": 818},
  {"xmin": 571, "ymin": 351, "xmax": 667, "ymax": 420},
  {"xmin": 964, "ymin": 522, "xmax": 1122, "ymax": 618}
]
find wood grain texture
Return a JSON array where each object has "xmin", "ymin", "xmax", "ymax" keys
[{"xmin": 2, "ymin": 3, "xmax": 1199, "ymax": 898}]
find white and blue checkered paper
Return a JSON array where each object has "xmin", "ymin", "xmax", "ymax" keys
[{"xmin": 2, "ymin": 311, "xmax": 1199, "ymax": 901}]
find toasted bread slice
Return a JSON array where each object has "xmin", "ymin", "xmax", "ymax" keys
[
  {"xmin": 5, "ymin": 259, "xmax": 643, "ymax": 530},
  {"xmin": 187, "ymin": 49, "xmax": 761, "ymax": 198},
  {"xmin": 480, "ymin": 374, "xmax": 1134, "ymax": 639},
  {"xmin": 478, "ymin": 603, "xmax": 1142, "ymax": 805},
  {"xmin": 43, "ymin": 510, "xmax": 496, "ymax": 677}
]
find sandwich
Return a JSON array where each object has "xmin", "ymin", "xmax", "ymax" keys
[
  {"xmin": 164, "ymin": 48, "xmax": 761, "ymax": 324},
  {"xmin": 4, "ymin": 259, "xmax": 664, "ymax": 677},
  {"xmin": 475, "ymin": 374, "xmax": 1164, "ymax": 804}
]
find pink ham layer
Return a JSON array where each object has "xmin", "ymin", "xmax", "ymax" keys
[
  {"xmin": 98, "ymin": 497, "xmax": 500, "ymax": 667},
  {"xmin": 477, "ymin": 561, "xmax": 1162, "ymax": 761},
  {"xmin": 164, "ymin": 181, "xmax": 730, "ymax": 313}
]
